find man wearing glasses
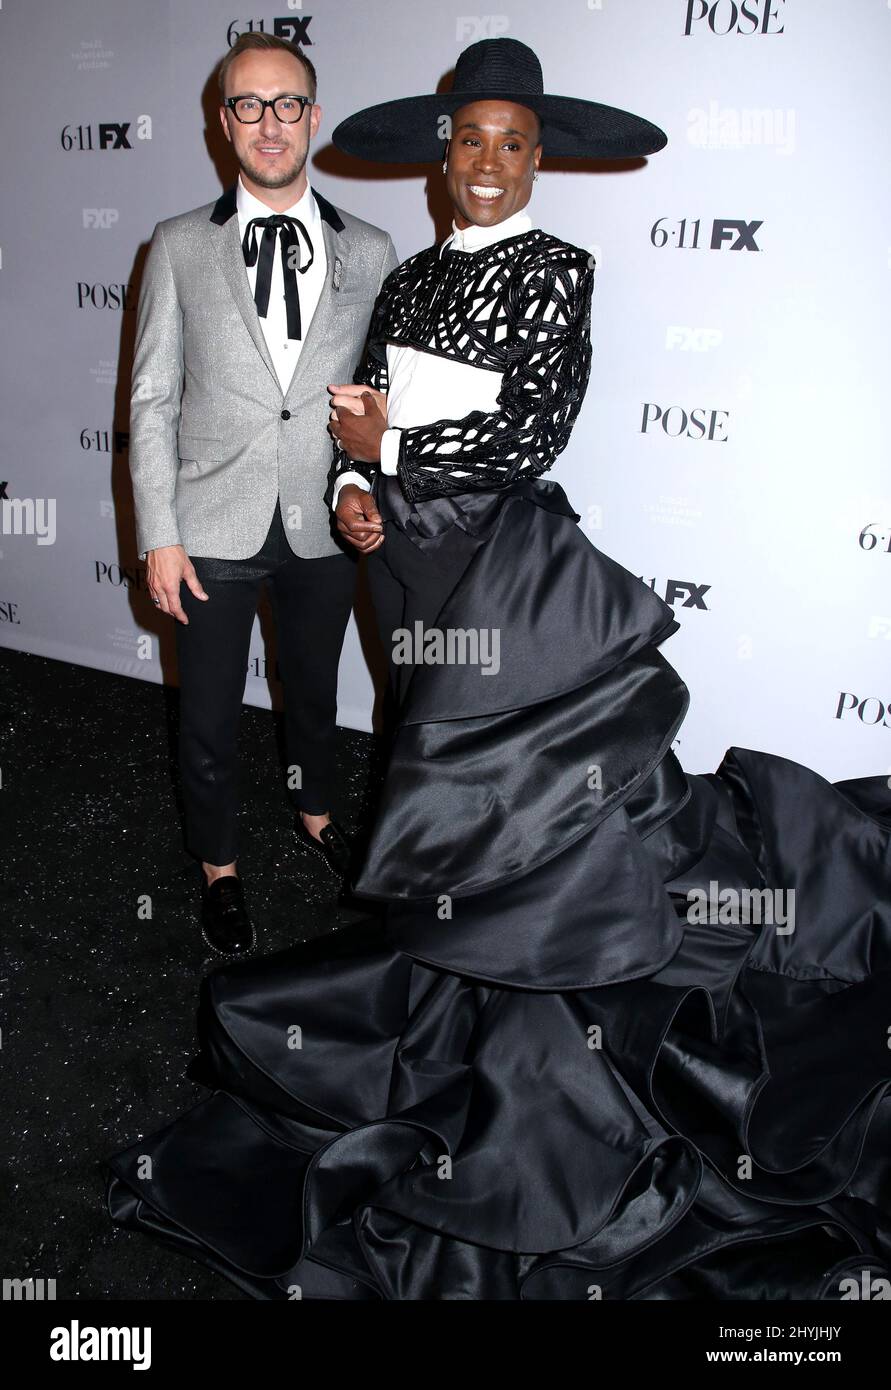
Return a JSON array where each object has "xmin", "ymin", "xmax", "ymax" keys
[{"xmin": 130, "ymin": 33, "xmax": 397, "ymax": 953}]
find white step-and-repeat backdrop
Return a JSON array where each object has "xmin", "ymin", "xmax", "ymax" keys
[{"xmin": 2, "ymin": 0, "xmax": 890, "ymax": 781}]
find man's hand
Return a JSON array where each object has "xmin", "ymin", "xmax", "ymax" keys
[
  {"xmin": 327, "ymin": 383, "xmax": 387, "ymax": 422},
  {"xmin": 146, "ymin": 544, "xmax": 208, "ymax": 624},
  {"xmin": 334, "ymin": 485, "xmax": 384, "ymax": 554},
  {"xmin": 329, "ymin": 391, "xmax": 387, "ymax": 464}
]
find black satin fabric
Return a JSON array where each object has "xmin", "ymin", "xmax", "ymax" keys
[{"xmin": 104, "ymin": 479, "xmax": 891, "ymax": 1300}]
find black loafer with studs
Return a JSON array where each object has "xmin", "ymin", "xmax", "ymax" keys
[
  {"xmin": 201, "ymin": 875, "xmax": 256, "ymax": 956},
  {"xmin": 295, "ymin": 816, "xmax": 353, "ymax": 877}
]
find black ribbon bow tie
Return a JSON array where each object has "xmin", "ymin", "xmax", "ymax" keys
[{"xmin": 241, "ymin": 214, "xmax": 315, "ymax": 341}]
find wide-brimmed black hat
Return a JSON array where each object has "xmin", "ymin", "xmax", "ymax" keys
[{"xmin": 332, "ymin": 37, "xmax": 667, "ymax": 163}]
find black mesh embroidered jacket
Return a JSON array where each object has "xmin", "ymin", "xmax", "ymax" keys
[{"xmin": 326, "ymin": 229, "xmax": 595, "ymax": 507}]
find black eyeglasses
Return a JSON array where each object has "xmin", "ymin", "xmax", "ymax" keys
[{"xmin": 224, "ymin": 94, "xmax": 313, "ymax": 124}]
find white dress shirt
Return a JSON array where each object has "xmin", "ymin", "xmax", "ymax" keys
[
  {"xmin": 236, "ymin": 172, "xmax": 327, "ymax": 394},
  {"xmin": 332, "ymin": 209, "xmax": 534, "ymax": 506}
]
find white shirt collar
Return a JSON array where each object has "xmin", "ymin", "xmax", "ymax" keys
[
  {"xmin": 441, "ymin": 207, "xmax": 534, "ymax": 256},
  {"xmin": 235, "ymin": 172, "xmax": 320, "ymax": 229}
]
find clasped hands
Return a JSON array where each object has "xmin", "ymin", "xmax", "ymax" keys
[{"xmin": 327, "ymin": 383, "xmax": 388, "ymax": 554}]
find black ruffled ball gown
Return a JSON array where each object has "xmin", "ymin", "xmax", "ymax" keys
[{"xmin": 104, "ymin": 471, "xmax": 891, "ymax": 1301}]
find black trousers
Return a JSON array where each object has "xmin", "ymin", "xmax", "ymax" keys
[
  {"xmin": 175, "ymin": 501, "xmax": 357, "ymax": 865},
  {"xmin": 366, "ymin": 521, "xmax": 485, "ymax": 708}
]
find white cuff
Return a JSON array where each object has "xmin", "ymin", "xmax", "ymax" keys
[
  {"xmin": 332, "ymin": 470, "xmax": 371, "ymax": 508},
  {"xmin": 380, "ymin": 428, "xmax": 402, "ymax": 475}
]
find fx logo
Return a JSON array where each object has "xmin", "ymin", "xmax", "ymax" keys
[
  {"xmin": 644, "ymin": 578, "xmax": 712, "ymax": 609},
  {"xmin": 83, "ymin": 209, "xmax": 119, "ymax": 228},
  {"xmin": 273, "ymin": 17, "xmax": 313, "ymax": 44},
  {"xmin": 227, "ymin": 18, "xmax": 314, "ymax": 47},
  {"xmin": 98, "ymin": 122, "xmax": 131, "ymax": 149},
  {"xmin": 666, "ymin": 326, "xmax": 723, "ymax": 351},
  {"xmin": 710, "ymin": 218, "xmax": 762, "ymax": 250},
  {"xmin": 456, "ymin": 16, "xmax": 509, "ymax": 41}
]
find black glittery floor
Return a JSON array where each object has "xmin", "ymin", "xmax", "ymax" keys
[{"xmin": 0, "ymin": 648, "xmax": 386, "ymax": 1300}]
